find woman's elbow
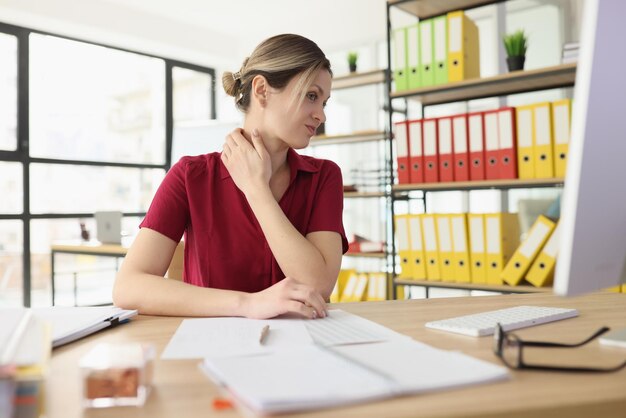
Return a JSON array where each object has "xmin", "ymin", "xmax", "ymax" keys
[{"xmin": 112, "ymin": 271, "xmax": 135, "ymax": 309}]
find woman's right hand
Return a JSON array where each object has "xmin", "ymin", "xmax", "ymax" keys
[{"xmin": 242, "ymin": 277, "xmax": 328, "ymax": 320}]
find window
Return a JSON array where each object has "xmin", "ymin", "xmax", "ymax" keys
[
  {"xmin": 29, "ymin": 34, "xmax": 166, "ymax": 164},
  {"xmin": 0, "ymin": 220, "xmax": 23, "ymax": 307},
  {"xmin": 0, "ymin": 24, "xmax": 215, "ymax": 307},
  {"xmin": 0, "ymin": 162, "xmax": 22, "ymax": 213},
  {"xmin": 173, "ymin": 66, "xmax": 214, "ymax": 124},
  {"xmin": 30, "ymin": 164, "xmax": 164, "ymax": 214},
  {"xmin": 0, "ymin": 32, "xmax": 17, "ymax": 151}
]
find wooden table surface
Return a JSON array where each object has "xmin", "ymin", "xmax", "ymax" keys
[{"xmin": 46, "ymin": 292, "xmax": 626, "ymax": 418}]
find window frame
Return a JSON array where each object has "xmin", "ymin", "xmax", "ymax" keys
[{"xmin": 0, "ymin": 21, "xmax": 216, "ymax": 307}]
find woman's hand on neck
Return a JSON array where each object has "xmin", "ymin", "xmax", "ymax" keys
[{"xmin": 242, "ymin": 119, "xmax": 289, "ymax": 177}]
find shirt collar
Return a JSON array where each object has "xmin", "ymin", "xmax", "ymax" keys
[{"xmin": 220, "ymin": 148, "xmax": 320, "ymax": 181}]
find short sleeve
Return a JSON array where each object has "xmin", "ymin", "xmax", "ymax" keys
[
  {"xmin": 139, "ymin": 158, "xmax": 191, "ymax": 242},
  {"xmin": 306, "ymin": 161, "xmax": 349, "ymax": 254}
]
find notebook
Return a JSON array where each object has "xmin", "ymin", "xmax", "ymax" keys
[
  {"xmin": 31, "ymin": 306, "xmax": 137, "ymax": 348},
  {"xmin": 202, "ymin": 339, "xmax": 509, "ymax": 414}
]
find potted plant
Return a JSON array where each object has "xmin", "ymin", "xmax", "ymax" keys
[
  {"xmin": 503, "ymin": 29, "xmax": 527, "ymax": 72},
  {"xmin": 347, "ymin": 51, "xmax": 358, "ymax": 73}
]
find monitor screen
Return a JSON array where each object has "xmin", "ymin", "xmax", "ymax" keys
[{"xmin": 554, "ymin": 0, "xmax": 626, "ymax": 295}]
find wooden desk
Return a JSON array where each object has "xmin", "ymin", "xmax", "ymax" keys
[
  {"xmin": 50, "ymin": 242, "xmax": 129, "ymax": 306},
  {"xmin": 47, "ymin": 292, "xmax": 626, "ymax": 418}
]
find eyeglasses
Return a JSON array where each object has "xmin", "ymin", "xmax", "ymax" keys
[{"xmin": 493, "ymin": 323, "xmax": 626, "ymax": 373}]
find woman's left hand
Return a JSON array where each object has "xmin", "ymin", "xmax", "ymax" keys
[{"xmin": 221, "ymin": 128, "xmax": 272, "ymax": 197}]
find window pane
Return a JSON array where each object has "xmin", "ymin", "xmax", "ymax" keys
[
  {"xmin": 29, "ymin": 34, "xmax": 166, "ymax": 164},
  {"xmin": 0, "ymin": 220, "xmax": 23, "ymax": 307},
  {"xmin": 30, "ymin": 217, "xmax": 142, "ymax": 307},
  {"xmin": 173, "ymin": 67, "xmax": 213, "ymax": 123},
  {"xmin": 0, "ymin": 162, "xmax": 23, "ymax": 214},
  {"xmin": 0, "ymin": 33, "xmax": 18, "ymax": 151},
  {"xmin": 30, "ymin": 163, "xmax": 165, "ymax": 214}
]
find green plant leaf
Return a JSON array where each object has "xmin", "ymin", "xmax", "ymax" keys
[{"xmin": 503, "ymin": 30, "xmax": 527, "ymax": 57}]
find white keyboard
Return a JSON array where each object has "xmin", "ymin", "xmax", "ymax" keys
[{"xmin": 425, "ymin": 306, "xmax": 579, "ymax": 337}]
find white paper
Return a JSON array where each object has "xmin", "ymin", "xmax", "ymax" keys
[
  {"xmin": 161, "ymin": 317, "xmax": 313, "ymax": 359},
  {"xmin": 202, "ymin": 338, "xmax": 509, "ymax": 414},
  {"xmin": 202, "ymin": 345, "xmax": 394, "ymax": 414},
  {"xmin": 333, "ymin": 340, "xmax": 509, "ymax": 393}
]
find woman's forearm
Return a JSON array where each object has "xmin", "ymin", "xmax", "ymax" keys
[
  {"xmin": 245, "ymin": 187, "xmax": 335, "ymax": 296},
  {"xmin": 113, "ymin": 271, "xmax": 249, "ymax": 317}
]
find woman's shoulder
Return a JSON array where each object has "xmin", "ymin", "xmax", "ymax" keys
[
  {"xmin": 296, "ymin": 152, "xmax": 341, "ymax": 174},
  {"xmin": 172, "ymin": 152, "xmax": 222, "ymax": 177}
]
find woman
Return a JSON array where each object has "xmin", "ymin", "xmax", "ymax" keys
[{"xmin": 113, "ymin": 34, "xmax": 348, "ymax": 319}]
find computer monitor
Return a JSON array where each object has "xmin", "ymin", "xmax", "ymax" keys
[{"xmin": 554, "ymin": 0, "xmax": 626, "ymax": 296}]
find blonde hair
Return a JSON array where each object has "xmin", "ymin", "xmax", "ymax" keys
[{"xmin": 223, "ymin": 34, "xmax": 332, "ymax": 112}]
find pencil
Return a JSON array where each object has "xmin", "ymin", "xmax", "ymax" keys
[{"xmin": 259, "ymin": 325, "xmax": 270, "ymax": 345}]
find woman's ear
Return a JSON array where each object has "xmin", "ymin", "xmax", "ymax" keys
[{"xmin": 251, "ymin": 75, "xmax": 268, "ymax": 107}]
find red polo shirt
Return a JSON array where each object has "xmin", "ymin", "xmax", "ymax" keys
[{"xmin": 140, "ymin": 148, "xmax": 348, "ymax": 293}]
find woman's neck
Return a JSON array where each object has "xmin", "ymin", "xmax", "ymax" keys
[{"xmin": 242, "ymin": 120, "xmax": 289, "ymax": 176}]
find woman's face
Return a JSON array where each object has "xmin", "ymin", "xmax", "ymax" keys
[{"xmin": 264, "ymin": 69, "xmax": 332, "ymax": 149}]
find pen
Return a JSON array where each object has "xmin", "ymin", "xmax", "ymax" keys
[{"xmin": 259, "ymin": 325, "xmax": 270, "ymax": 345}]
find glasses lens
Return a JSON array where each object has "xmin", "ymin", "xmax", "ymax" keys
[{"xmin": 501, "ymin": 334, "xmax": 521, "ymax": 368}]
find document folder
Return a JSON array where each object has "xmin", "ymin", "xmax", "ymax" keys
[
  {"xmin": 408, "ymin": 214, "xmax": 427, "ymax": 280},
  {"xmin": 552, "ymin": 99, "xmax": 572, "ymax": 178},
  {"xmin": 451, "ymin": 214, "xmax": 472, "ymax": 283},
  {"xmin": 433, "ymin": 15, "xmax": 448, "ymax": 85},
  {"xmin": 395, "ymin": 215, "xmax": 413, "ymax": 279},
  {"xmin": 452, "ymin": 114, "xmax": 470, "ymax": 182},
  {"xmin": 468, "ymin": 111, "xmax": 485, "ymax": 181},
  {"xmin": 501, "ymin": 215, "xmax": 555, "ymax": 286},
  {"xmin": 437, "ymin": 116, "xmax": 454, "ymax": 182},
  {"xmin": 447, "ymin": 11, "xmax": 480, "ymax": 82},
  {"xmin": 526, "ymin": 222, "xmax": 560, "ymax": 287},
  {"xmin": 483, "ymin": 110, "xmax": 500, "ymax": 180},
  {"xmin": 407, "ymin": 23, "xmax": 421, "ymax": 89},
  {"xmin": 532, "ymin": 102, "xmax": 555, "ymax": 178},
  {"xmin": 393, "ymin": 27, "xmax": 409, "ymax": 92},
  {"xmin": 423, "ymin": 118, "xmax": 439, "ymax": 183},
  {"xmin": 437, "ymin": 214, "xmax": 455, "ymax": 282},
  {"xmin": 419, "ymin": 19, "xmax": 435, "ymax": 87},
  {"xmin": 497, "ymin": 107, "xmax": 518, "ymax": 179},
  {"xmin": 421, "ymin": 214, "xmax": 441, "ymax": 281},
  {"xmin": 395, "ymin": 121, "xmax": 411, "ymax": 184},
  {"xmin": 516, "ymin": 104, "xmax": 535, "ymax": 179},
  {"xmin": 468, "ymin": 213, "xmax": 487, "ymax": 284},
  {"xmin": 485, "ymin": 213, "xmax": 520, "ymax": 285},
  {"xmin": 408, "ymin": 119, "xmax": 424, "ymax": 184}
]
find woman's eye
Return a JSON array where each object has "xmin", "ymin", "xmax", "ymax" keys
[{"xmin": 307, "ymin": 92, "xmax": 317, "ymax": 101}]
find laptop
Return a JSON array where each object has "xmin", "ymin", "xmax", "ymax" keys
[{"xmin": 94, "ymin": 211, "xmax": 122, "ymax": 244}]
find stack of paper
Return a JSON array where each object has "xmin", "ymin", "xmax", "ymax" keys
[
  {"xmin": 202, "ymin": 340, "xmax": 508, "ymax": 414},
  {"xmin": 163, "ymin": 309, "xmax": 509, "ymax": 414}
]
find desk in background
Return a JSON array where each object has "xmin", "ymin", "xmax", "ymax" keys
[
  {"xmin": 50, "ymin": 241, "xmax": 129, "ymax": 306},
  {"xmin": 46, "ymin": 292, "xmax": 626, "ymax": 418}
]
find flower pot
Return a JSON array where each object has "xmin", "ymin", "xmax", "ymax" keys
[
  {"xmin": 349, "ymin": 63, "xmax": 357, "ymax": 73},
  {"xmin": 506, "ymin": 56, "xmax": 525, "ymax": 72}
]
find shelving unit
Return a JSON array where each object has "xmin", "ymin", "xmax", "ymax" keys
[
  {"xmin": 388, "ymin": 0, "xmax": 502, "ymax": 18},
  {"xmin": 393, "ymin": 178, "xmax": 564, "ymax": 194},
  {"xmin": 309, "ymin": 69, "xmax": 393, "ymax": 297},
  {"xmin": 391, "ymin": 63, "xmax": 576, "ymax": 106},
  {"xmin": 345, "ymin": 252, "xmax": 387, "ymax": 259},
  {"xmin": 310, "ymin": 130, "xmax": 386, "ymax": 146},
  {"xmin": 332, "ymin": 69, "xmax": 387, "ymax": 90},
  {"xmin": 394, "ymin": 278, "xmax": 551, "ymax": 296},
  {"xmin": 386, "ymin": 0, "xmax": 572, "ymax": 297}
]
